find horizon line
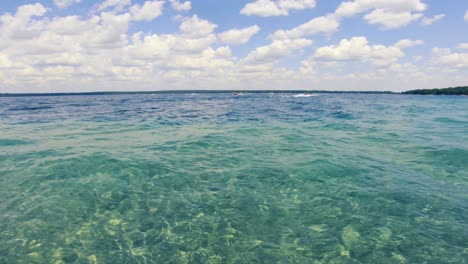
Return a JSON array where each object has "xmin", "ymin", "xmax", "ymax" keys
[{"xmin": 0, "ymin": 90, "xmax": 398, "ymax": 97}]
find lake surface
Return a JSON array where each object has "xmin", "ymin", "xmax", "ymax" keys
[{"xmin": 0, "ymin": 93, "xmax": 466, "ymax": 263}]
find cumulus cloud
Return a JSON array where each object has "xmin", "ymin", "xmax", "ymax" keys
[
  {"xmin": 364, "ymin": 9, "xmax": 423, "ymax": 29},
  {"xmin": 335, "ymin": 0, "xmax": 426, "ymax": 29},
  {"xmin": 278, "ymin": 0, "xmax": 316, "ymax": 10},
  {"xmin": 431, "ymin": 48, "xmax": 468, "ymax": 68},
  {"xmin": 395, "ymin": 39, "xmax": 424, "ymax": 49},
  {"xmin": 170, "ymin": 0, "xmax": 191, "ymax": 11},
  {"xmin": 465, "ymin": 10, "xmax": 468, "ymax": 22},
  {"xmin": 218, "ymin": 25, "xmax": 260, "ymax": 45},
  {"xmin": 335, "ymin": 0, "xmax": 426, "ymax": 17},
  {"xmin": 130, "ymin": 1, "xmax": 165, "ymax": 21},
  {"xmin": 93, "ymin": 0, "xmax": 131, "ymax": 13},
  {"xmin": 267, "ymin": 0, "xmax": 428, "ymax": 48},
  {"xmin": 457, "ymin": 43, "xmax": 468, "ymax": 50},
  {"xmin": 0, "ymin": 3, "xmax": 48, "ymax": 41},
  {"xmin": 0, "ymin": 53, "xmax": 13, "ymax": 68},
  {"xmin": 0, "ymin": 2, "xmax": 466, "ymax": 92},
  {"xmin": 243, "ymin": 38, "xmax": 313, "ymax": 65},
  {"xmin": 0, "ymin": 3, "xmax": 222, "ymax": 91},
  {"xmin": 271, "ymin": 14, "xmax": 339, "ymax": 40},
  {"xmin": 241, "ymin": 0, "xmax": 287, "ymax": 17},
  {"xmin": 117, "ymin": 19, "xmax": 221, "ymax": 71},
  {"xmin": 313, "ymin": 37, "xmax": 404, "ymax": 67},
  {"xmin": 53, "ymin": 0, "xmax": 81, "ymax": 9},
  {"xmin": 421, "ymin": 14, "xmax": 445, "ymax": 26},
  {"xmin": 241, "ymin": 0, "xmax": 316, "ymax": 17},
  {"xmin": 179, "ymin": 15, "xmax": 217, "ymax": 37}
]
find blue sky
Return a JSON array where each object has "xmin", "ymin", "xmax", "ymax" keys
[{"xmin": 0, "ymin": 0, "xmax": 467, "ymax": 92}]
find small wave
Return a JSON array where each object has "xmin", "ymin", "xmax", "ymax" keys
[
  {"xmin": 332, "ymin": 111, "xmax": 355, "ymax": 119},
  {"xmin": 0, "ymin": 139, "xmax": 32, "ymax": 146},
  {"xmin": 433, "ymin": 117, "xmax": 466, "ymax": 124},
  {"xmin": 9, "ymin": 106, "xmax": 53, "ymax": 111}
]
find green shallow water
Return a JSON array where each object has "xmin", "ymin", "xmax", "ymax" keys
[{"xmin": 0, "ymin": 93, "xmax": 467, "ymax": 263}]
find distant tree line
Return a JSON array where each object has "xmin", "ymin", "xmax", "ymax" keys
[{"xmin": 403, "ymin": 86, "xmax": 468, "ymax": 95}]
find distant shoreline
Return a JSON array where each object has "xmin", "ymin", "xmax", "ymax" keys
[
  {"xmin": 0, "ymin": 90, "xmax": 396, "ymax": 97},
  {"xmin": 403, "ymin": 86, "xmax": 468, "ymax": 96}
]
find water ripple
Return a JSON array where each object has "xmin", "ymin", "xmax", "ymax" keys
[{"xmin": 0, "ymin": 93, "xmax": 467, "ymax": 263}]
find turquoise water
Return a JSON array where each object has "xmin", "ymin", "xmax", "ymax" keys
[{"xmin": 0, "ymin": 93, "xmax": 467, "ymax": 263}]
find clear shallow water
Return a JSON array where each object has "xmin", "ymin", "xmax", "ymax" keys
[{"xmin": 0, "ymin": 93, "xmax": 467, "ymax": 263}]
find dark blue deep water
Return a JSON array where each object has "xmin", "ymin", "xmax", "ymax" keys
[{"xmin": 0, "ymin": 93, "xmax": 467, "ymax": 263}]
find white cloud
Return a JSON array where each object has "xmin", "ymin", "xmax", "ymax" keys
[
  {"xmin": 166, "ymin": 47, "xmax": 234, "ymax": 70},
  {"xmin": 335, "ymin": 0, "xmax": 426, "ymax": 29},
  {"xmin": 93, "ymin": 0, "xmax": 131, "ymax": 13},
  {"xmin": 130, "ymin": 1, "xmax": 165, "ymax": 21},
  {"xmin": 457, "ymin": 43, "xmax": 468, "ymax": 50},
  {"xmin": 241, "ymin": 0, "xmax": 316, "ymax": 17},
  {"xmin": 241, "ymin": 0, "xmax": 287, "ymax": 17},
  {"xmin": 421, "ymin": 14, "xmax": 445, "ymax": 26},
  {"xmin": 2, "ymin": 3, "xmax": 48, "ymax": 20},
  {"xmin": 218, "ymin": 26, "xmax": 260, "ymax": 45},
  {"xmin": 47, "ymin": 16, "xmax": 100, "ymax": 35},
  {"xmin": 0, "ymin": 3, "xmax": 48, "ymax": 41},
  {"xmin": 86, "ymin": 12, "xmax": 131, "ymax": 48},
  {"xmin": 0, "ymin": 2, "xmax": 466, "ymax": 92},
  {"xmin": 277, "ymin": 0, "xmax": 316, "ymax": 10},
  {"xmin": 120, "ymin": 34, "xmax": 217, "ymax": 66},
  {"xmin": 179, "ymin": 15, "xmax": 217, "ymax": 38},
  {"xmin": 387, "ymin": 62, "xmax": 427, "ymax": 80},
  {"xmin": 363, "ymin": 8, "xmax": 423, "ymax": 29},
  {"xmin": 0, "ymin": 4, "xmax": 134, "ymax": 83},
  {"xmin": 0, "ymin": 53, "xmax": 13, "ymax": 68},
  {"xmin": 335, "ymin": 0, "xmax": 426, "ymax": 17},
  {"xmin": 395, "ymin": 39, "xmax": 424, "ymax": 49},
  {"xmin": 465, "ymin": 10, "xmax": 468, "ymax": 22},
  {"xmin": 170, "ymin": 0, "xmax": 191, "ymax": 11},
  {"xmin": 271, "ymin": 15, "xmax": 339, "ymax": 40},
  {"xmin": 313, "ymin": 37, "xmax": 404, "ymax": 67},
  {"xmin": 431, "ymin": 48, "xmax": 468, "ymax": 68},
  {"xmin": 243, "ymin": 38, "xmax": 313, "ymax": 65},
  {"xmin": 0, "ymin": 3, "xmax": 236, "ymax": 91},
  {"xmin": 53, "ymin": 0, "xmax": 81, "ymax": 9}
]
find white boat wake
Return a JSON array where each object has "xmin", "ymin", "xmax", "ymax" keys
[{"xmin": 293, "ymin": 94, "xmax": 319, "ymax": 98}]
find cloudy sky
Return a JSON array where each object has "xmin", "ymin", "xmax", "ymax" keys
[{"xmin": 0, "ymin": 0, "xmax": 467, "ymax": 92}]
